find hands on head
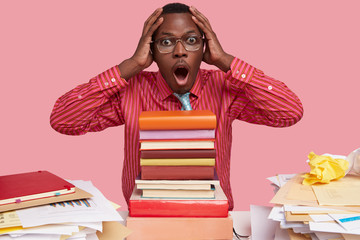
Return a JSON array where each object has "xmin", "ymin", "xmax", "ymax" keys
[{"xmin": 119, "ymin": 4, "xmax": 234, "ymax": 82}]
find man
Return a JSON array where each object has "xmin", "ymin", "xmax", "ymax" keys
[{"xmin": 50, "ymin": 3, "xmax": 303, "ymax": 210}]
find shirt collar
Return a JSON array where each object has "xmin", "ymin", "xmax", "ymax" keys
[{"xmin": 156, "ymin": 70, "xmax": 204, "ymax": 101}]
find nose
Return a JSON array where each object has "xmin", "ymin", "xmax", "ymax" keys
[{"xmin": 173, "ymin": 40, "xmax": 188, "ymax": 58}]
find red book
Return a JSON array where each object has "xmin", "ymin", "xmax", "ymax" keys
[
  {"xmin": 129, "ymin": 185, "xmax": 228, "ymax": 217},
  {"xmin": 140, "ymin": 149, "xmax": 216, "ymax": 159},
  {"xmin": 0, "ymin": 171, "xmax": 75, "ymax": 205},
  {"xmin": 141, "ymin": 166, "xmax": 215, "ymax": 180},
  {"xmin": 139, "ymin": 110, "xmax": 216, "ymax": 130}
]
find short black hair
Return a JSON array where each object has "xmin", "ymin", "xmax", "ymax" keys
[
  {"xmin": 162, "ymin": 3, "xmax": 190, "ymax": 14},
  {"xmin": 151, "ymin": 2, "xmax": 204, "ymax": 42}
]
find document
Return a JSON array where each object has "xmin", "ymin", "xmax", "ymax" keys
[
  {"xmin": 16, "ymin": 180, "xmax": 122, "ymax": 228},
  {"xmin": 250, "ymin": 205, "xmax": 277, "ymax": 240},
  {"xmin": 312, "ymin": 175, "xmax": 360, "ymax": 206}
]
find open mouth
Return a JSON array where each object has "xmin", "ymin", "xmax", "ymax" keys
[{"xmin": 174, "ymin": 67, "xmax": 189, "ymax": 81}]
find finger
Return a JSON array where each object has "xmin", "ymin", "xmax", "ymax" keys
[
  {"xmin": 191, "ymin": 15, "xmax": 213, "ymax": 40},
  {"xmin": 145, "ymin": 17, "xmax": 163, "ymax": 38},
  {"xmin": 142, "ymin": 8, "xmax": 163, "ymax": 35},
  {"xmin": 189, "ymin": 6, "xmax": 213, "ymax": 31}
]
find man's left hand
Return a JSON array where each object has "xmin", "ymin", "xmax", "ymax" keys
[{"xmin": 190, "ymin": 6, "xmax": 234, "ymax": 72}]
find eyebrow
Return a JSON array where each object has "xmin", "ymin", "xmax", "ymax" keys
[{"xmin": 159, "ymin": 30, "xmax": 197, "ymax": 36}]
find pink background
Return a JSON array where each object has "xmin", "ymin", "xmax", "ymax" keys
[{"xmin": 1, "ymin": 0, "xmax": 359, "ymax": 210}]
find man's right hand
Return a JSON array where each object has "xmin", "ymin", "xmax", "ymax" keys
[{"xmin": 118, "ymin": 8, "xmax": 163, "ymax": 80}]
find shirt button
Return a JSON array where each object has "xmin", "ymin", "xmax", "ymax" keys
[
  {"xmin": 268, "ymin": 86, "xmax": 273, "ymax": 90},
  {"xmin": 236, "ymin": 70, "xmax": 240, "ymax": 74},
  {"xmin": 111, "ymin": 78, "xmax": 116, "ymax": 82},
  {"xmin": 241, "ymin": 74, "xmax": 246, "ymax": 79},
  {"xmin": 104, "ymin": 82, "xmax": 109, "ymax": 86},
  {"xmin": 78, "ymin": 95, "xmax": 82, "ymax": 99}
]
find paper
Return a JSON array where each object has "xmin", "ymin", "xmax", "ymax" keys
[
  {"xmin": 96, "ymin": 221, "xmax": 132, "ymax": 240},
  {"xmin": 312, "ymin": 175, "xmax": 360, "ymax": 206},
  {"xmin": 16, "ymin": 180, "xmax": 122, "ymax": 228},
  {"xmin": 0, "ymin": 211, "xmax": 22, "ymax": 228},
  {"xmin": 329, "ymin": 214, "xmax": 360, "ymax": 231},
  {"xmin": 250, "ymin": 205, "xmax": 277, "ymax": 240},
  {"xmin": 302, "ymin": 152, "xmax": 348, "ymax": 185},
  {"xmin": 309, "ymin": 222, "xmax": 360, "ymax": 235}
]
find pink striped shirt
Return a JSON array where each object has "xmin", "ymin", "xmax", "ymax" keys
[{"xmin": 50, "ymin": 57, "xmax": 303, "ymax": 210}]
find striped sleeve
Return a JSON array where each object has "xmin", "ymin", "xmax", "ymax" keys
[
  {"xmin": 228, "ymin": 58, "xmax": 304, "ymax": 127},
  {"xmin": 50, "ymin": 65, "xmax": 128, "ymax": 135}
]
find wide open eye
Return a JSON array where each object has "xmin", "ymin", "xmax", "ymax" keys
[
  {"xmin": 185, "ymin": 36, "xmax": 199, "ymax": 45},
  {"xmin": 160, "ymin": 38, "xmax": 174, "ymax": 46}
]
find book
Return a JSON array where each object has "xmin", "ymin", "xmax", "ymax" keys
[
  {"xmin": 140, "ymin": 139, "xmax": 215, "ymax": 150},
  {"xmin": 142, "ymin": 188, "xmax": 215, "ymax": 199},
  {"xmin": 126, "ymin": 215, "xmax": 233, "ymax": 240},
  {"xmin": 139, "ymin": 110, "xmax": 216, "ymax": 130},
  {"xmin": 137, "ymin": 183, "xmax": 214, "ymax": 190},
  {"xmin": 139, "ymin": 129, "xmax": 215, "ymax": 140},
  {"xmin": 141, "ymin": 166, "xmax": 215, "ymax": 180},
  {"xmin": 140, "ymin": 158, "xmax": 215, "ymax": 166},
  {"xmin": 140, "ymin": 149, "xmax": 216, "ymax": 159},
  {"xmin": 129, "ymin": 186, "xmax": 229, "ymax": 217},
  {"xmin": 136, "ymin": 178, "xmax": 219, "ymax": 190},
  {"xmin": 0, "ymin": 171, "xmax": 75, "ymax": 206}
]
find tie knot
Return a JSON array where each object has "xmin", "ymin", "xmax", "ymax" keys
[{"xmin": 173, "ymin": 92, "xmax": 192, "ymax": 110}]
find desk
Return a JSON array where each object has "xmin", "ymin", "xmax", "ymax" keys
[{"xmin": 115, "ymin": 211, "xmax": 251, "ymax": 240}]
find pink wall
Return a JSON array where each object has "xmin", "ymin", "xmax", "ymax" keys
[{"xmin": 1, "ymin": 0, "xmax": 359, "ymax": 210}]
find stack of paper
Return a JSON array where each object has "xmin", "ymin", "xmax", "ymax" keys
[
  {"xmin": 267, "ymin": 173, "xmax": 360, "ymax": 239},
  {"xmin": 0, "ymin": 174, "xmax": 131, "ymax": 240}
]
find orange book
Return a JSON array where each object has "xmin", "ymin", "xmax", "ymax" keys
[
  {"xmin": 139, "ymin": 110, "xmax": 216, "ymax": 130},
  {"xmin": 126, "ymin": 215, "xmax": 233, "ymax": 240}
]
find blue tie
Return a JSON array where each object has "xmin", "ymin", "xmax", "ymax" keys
[{"xmin": 173, "ymin": 92, "xmax": 192, "ymax": 111}]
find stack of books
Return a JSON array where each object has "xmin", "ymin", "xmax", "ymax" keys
[
  {"xmin": 0, "ymin": 170, "xmax": 130, "ymax": 239},
  {"xmin": 126, "ymin": 110, "xmax": 233, "ymax": 240},
  {"xmin": 267, "ymin": 173, "xmax": 360, "ymax": 239}
]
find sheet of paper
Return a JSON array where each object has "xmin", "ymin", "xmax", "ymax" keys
[
  {"xmin": 250, "ymin": 205, "xmax": 277, "ymax": 240},
  {"xmin": 16, "ymin": 181, "xmax": 122, "ymax": 228},
  {"xmin": 309, "ymin": 214, "xmax": 334, "ymax": 222},
  {"xmin": 268, "ymin": 206, "xmax": 285, "ymax": 222},
  {"xmin": 274, "ymin": 224, "xmax": 290, "ymax": 240},
  {"xmin": 312, "ymin": 175, "xmax": 360, "ymax": 206},
  {"xmin": 270, "ymin": 174, "xmax": 319, "ymax": 206},
  {"xmin": 66, "ymin": 222, "xmax": 102, "ymax": 232},
  {"xmin": 329, "ymin": 214, "xmax": 360, "ymax": 231},
  {"xmin": 96, "ymin": 221, "xmax": 132, "ymax": 240},
  {"xmin": 314, "ymin": 231, "xmax": 344, "ymax": 240},
  {"xmin": 9, "ymin": 224, "xmax": 79, "ymax": 237},
  {"xmin": 0, "ymin": 211, "xmax": 22, "ymax": 228},
  {"xmin": 0, "ymin": 234, "xmax": 60, "ymax": 240},
  {"xmin": 285, "ymin": 211, "xmax": 312, "ymax": 222},
  {"xmin": 309, "ymin": 222, "xmax": 360, "ymax": 234}
]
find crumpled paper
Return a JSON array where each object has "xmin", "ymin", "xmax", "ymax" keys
[{"xmin": 302, "ymin": 152, "xmax": 349, "ymax": 185}]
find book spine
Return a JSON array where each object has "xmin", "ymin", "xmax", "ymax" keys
[
  {"xmin": 139, "ymin": 129, "xmax": 215, "ymax": 140},
  {"xmin": 139, "ymin": 113, "xmax": 216, "ymax": 130},
  {"xmin": 129, "ymin": 199, "xmax": 229, "ymax": 218},
  {"xmin": 141, "ymin": 166, "xmax": 215, "ymax": 180},
  {"xmin": 140, "ymin": 158, "xmax": 215, "ymax": 166},
  {"xmin": 140, "ymin": 140, "xmax": 215, "ymax": 150},
  {"xmin": 140, "ymin": 149, "xmax": 216, "ymax": 159}
]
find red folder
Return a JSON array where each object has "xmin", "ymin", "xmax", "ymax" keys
[{"xmin": 0, "ymin": 170, "xmax": 75, "ymax": 205}]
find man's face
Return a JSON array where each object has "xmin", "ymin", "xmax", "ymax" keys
[{"xmin": 153, "ymin": 13, "xmax": 203, "ymax": 94}]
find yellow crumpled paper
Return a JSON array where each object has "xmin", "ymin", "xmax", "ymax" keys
[{"xmin": 302, "ymin": 151, "xmax": 349, "ymax": 185}]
